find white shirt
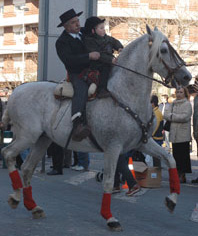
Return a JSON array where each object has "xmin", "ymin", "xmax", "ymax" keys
[{"xmin": 69, "ymin": 32, "xmax": 82, "ymax": 40}]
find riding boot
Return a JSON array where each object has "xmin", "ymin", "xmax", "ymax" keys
[{"xmin": 72, "ymin": 116, "xmax": 90, "ymax": 142}]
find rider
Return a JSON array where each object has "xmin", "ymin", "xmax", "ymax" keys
[
  {"xmin": 56, "ymin": 9, "xmax": 100, "ymax": 142},
  {"xmin": 83, "ymin": 16, "xmax": 123, "ymax": 98}
]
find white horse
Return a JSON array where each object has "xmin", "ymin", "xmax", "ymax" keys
[{"xmin": 2, "ymin": 26, "xmax": 191, "ymax": 231}]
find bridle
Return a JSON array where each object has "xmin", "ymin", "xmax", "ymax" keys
[{"xmin": 159, "ymin": 39, "xmax": 186, "ymax": 86}]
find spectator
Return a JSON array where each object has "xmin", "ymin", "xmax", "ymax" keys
[
  {"xmin": 150, "ymin": 95, "xmax": 164, "ymax": 167},
  {"xmin": 47, "ymin": 143, "xmax": 64, "ymax": 175},
  {"xmin": 159, "ymin": 94, "xmax": 171, "ymax": 150},
  {"xmin": 164, "ymin": 87, "xmax": 192, "ymax": 183},
  {"xmin": 112, "ymin": 152, "xmax": 141, "ymax": 196},
  {"xmin": 71, "ymin": 151, "xmax": 89, "ymax": 171}
]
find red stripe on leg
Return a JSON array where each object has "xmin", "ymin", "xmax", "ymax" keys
[
  {"xmin": 9, "ymin": 170, "xmax": 23, "ymax": 190},
  {"xmin": 169, "ymin": 168, "xmax": 180, "ymax": 194},
  {"xmin": 100, "ymin": 193, "xmax": 113, "ymax": 220},
  {"xmin": 23, "ymin": 186, "xmax": 37, "ymax": 210}
]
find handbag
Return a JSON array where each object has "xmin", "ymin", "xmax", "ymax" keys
[
  {"xmin": 163, "ymin": 103, "xmax": 174, "ymax": 132},
  {"xmin": 163, "ymin": 120, "xmax": 171, "ymax": 131}
]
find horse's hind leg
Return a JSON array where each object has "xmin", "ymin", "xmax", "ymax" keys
[
  {"xmin": 21, "ymin": 135, "xmax": 51, "ymax": 219},
  {"xmin": 2, "ymin": 139, "xmax": 32, "ymax": 209},
  {"xmin": 139, "ymin": 138, "xmax": 180, "ymax": 213}
]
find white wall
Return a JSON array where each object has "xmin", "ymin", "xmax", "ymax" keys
[{"xmin": 38, "ymin": 0, "xmax": 97, "ymax": 82}]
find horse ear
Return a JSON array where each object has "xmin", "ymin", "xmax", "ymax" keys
[
  {"xmin": 146, "ymin": 24, "xmax": 152, "ymax": 36},
  {"xmin": 154, "ymin": 26, "xmax": 159, "ymax": 31}
]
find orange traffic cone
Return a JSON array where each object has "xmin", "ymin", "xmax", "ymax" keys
[{"xmin": 122, "ymin": 157, "xmax": 136, "ymax": 189}]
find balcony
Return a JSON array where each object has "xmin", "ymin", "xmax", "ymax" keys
[
  {"xmin": 0, "ymin": 14, "xmax": 38, "ymax": 27},
  {"xmin": 0, "ymin": 43, "xmax": 38, "ymax": 55}
]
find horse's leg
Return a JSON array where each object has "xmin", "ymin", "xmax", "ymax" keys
[
  {"xmin": 21, "ymin": 136, "xmax": 51, "ymax": 219},
  {"xmin": 139, "ymin": 138, "xmax": 180, "ymax": 213},
  {"xmin": 2, "ymin": 139, "xmax": 32, "ymax": 209},
  {"xmin": 101, "ymin": 146, "xmax": 122, "ymax": 231}
]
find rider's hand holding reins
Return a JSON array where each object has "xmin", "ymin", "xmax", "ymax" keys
[{"xmin": 89, "ymin": 52, "xmax": 100, "ymax": 60}]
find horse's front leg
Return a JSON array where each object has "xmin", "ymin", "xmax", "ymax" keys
[
  {"xmin": 139, "ymin": 138, "xmax": 180, "ymax": 213},
  {"xmin": 101, "ymin": 146, "xmax": 122, "ymax": 231}
]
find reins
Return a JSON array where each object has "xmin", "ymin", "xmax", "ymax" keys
[{"xmin": 111, "ymin": 62, "xmax": 173, "ymax": 88}]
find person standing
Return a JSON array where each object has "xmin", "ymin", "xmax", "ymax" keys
[
  {"xmin": 164, "ymin": 87, "xmax": 192, "ymax": 183},
  {"xmin": 56, "ymin": 9, "xmax": 100, "ymax": 142},
  {"xmin": 159, "ymin": 94, "xmax": 171, "ymax": 150},
  {"xmin": 150, "ymin": 95, "xmax": 163, "ymax": 167},
  {"xmin": 47, "ymin": 142, "xmax": 64, "ymax": 175},
  {"xmin": 71, "ymin": 151, "xmax": 90, "ymax": 171}
]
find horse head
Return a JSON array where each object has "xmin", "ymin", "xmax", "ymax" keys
[{"xmin": 146, "ymin": 25, "xmax": 192, "ymax": 88}]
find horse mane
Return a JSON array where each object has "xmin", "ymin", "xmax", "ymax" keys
[{"xmin": 148, "ymin": 30, "xmax": 167, "ymax": 68}]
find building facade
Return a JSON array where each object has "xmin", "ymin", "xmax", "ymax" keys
[{"xmin": 0, "ymin": 0, "xmax": 39, "ymax": 97}]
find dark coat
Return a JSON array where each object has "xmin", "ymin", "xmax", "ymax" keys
[
  {"xmin": 84, "ymin": 33, "xmax": 123, "ymax": 70},
  {"xmin": 56, "ymin": 30, "xmax": 90, "ymax": 74}
]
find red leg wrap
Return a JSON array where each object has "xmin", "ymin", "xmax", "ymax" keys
[
  {"xmin": 100, "ymin": 193, "xmax": 113, "ymax": 220},
  {"xmin": 23, "ymin": 186, "xmax": 37, "ymax": 210},
  {"xmin": 9, "ymin": 170, "xmax": 23, "ymax": 190},
  {"xmin": 169, "ymin": 168, "xmax": 180, "ymax": 194}
]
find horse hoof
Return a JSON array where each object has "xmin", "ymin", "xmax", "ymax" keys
[
  {"xmin": 107, "ymin": 217, "xmax": 122, "ymax": 232},
  {"xmin": 8, "ymin": 195, "xmax": 20, "ymax": 209},
  {"xmin": 32, "ymin": 206, "xmax": 45, "ymax": 219},
  {"xmin": 165, "ymin": 196, "xmax": 176, "ymax": 213}
]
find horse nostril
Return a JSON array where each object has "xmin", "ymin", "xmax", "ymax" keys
[{"xmin": 184, "ymin": 75, "xmax": 191, "ymax": 81}]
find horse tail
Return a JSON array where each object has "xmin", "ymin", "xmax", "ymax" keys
[{"xmin": 2, "ymin": 108, "xmax": 11, "ymax": 128}]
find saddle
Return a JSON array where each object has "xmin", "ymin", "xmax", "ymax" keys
[
  {"xmin": 54, "ymin": 69, "xmax": 99, "ymax": 100},
  {"xmin": 54, "ymin": 80, "xmax": 97, "ymax": 100}
]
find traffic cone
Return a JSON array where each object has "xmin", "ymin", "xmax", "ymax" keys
[{"xmin": 122, "ymin": 157, "xmax": 136, "ymax": 189}]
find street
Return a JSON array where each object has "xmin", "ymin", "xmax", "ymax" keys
[{"xmin": 0, "ymin": 153, "xmax": 198, "ymax": 236}]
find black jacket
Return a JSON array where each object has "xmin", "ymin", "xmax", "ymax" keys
[
  {"xmin": 84, "ymin": 33, "xmax": 123, "ymax": 70},
  {"xmin": 56, "ymin": 30, "xmax": 90, "ymax": 74}
]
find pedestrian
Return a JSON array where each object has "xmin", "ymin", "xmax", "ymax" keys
[
  {"xmin": 159, "ymin": 94, "xmax": 171, "ymax": 150},
  {"xmin": 56, "ymin": 9, "xmax": 100, "ymax": 142},
  {"xmin": 150, "ymin": 94, "xmax": 164, "ymax": 167},
  {"xmin": 71, "ymin": 151, "xmax": 89, "ymax": 171},
  {"xmin": 83, "ymin": 16, "xmax": 123, "ymax": 98},
  {"xmin": 164, "ymin": 87, "xmax": 192, "ymax": 183},
  {"xmin": 190, "ymin": 78, "xmax": 198, "ymax": 183},
  {"xmin": 47, "ymin": 142, "xmax": 64, "ymax": 175},
  {"xmin": 112, "ymin": 152, "xmax": 141, "ymax": 196}
]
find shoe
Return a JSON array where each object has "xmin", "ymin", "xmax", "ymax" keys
[
  {"xmin": 71, "ymin": 165, "xmax": 84, "ymax": 171},
  {"xmin": 191, "ymin": 178, "xmax": 198, "ymax": 184},
  {"xmin": 47, "ymin": 169, "xmax": 63, "ymax": 175},
  {"xmin": 126, "ymin": 184, "xmax": 141, "ymax": 196},
  {"xmin": 179, "ymin": 173, "xmax": 186, "ymax": 183},
  {"xmin": 72, "ymin": 124, "xmax": 91, "ymax": 142},
  {"xmin": 63, "ymin": 164, "xmax": 70, "ymax": 168},
  {"xmin": 112, "ymin": 186, "xmax": 121, "ymax": 194},
  {"xmin": 190, "ymin": 203, "xmax": 198, "ymax": 222},
  {"xmin": 97, "ymin": 89, "xmax": 111, "ymax": 99}
]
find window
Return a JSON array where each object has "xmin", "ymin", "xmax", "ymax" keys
[
  {"xmin": 0, "ymin": 0, "xmax": 4, "ymax": 15},
  {"xmin": 128, "ymin": 0, "xmax": 140, "ymax": 3},
  {"xmin": 13, "ymin": 56, "xmax": 23, "ymax": 69},
  {"xmin": 0, "ymin": 58, "xmax": 3, "ymax": 69},
  {"xmin": 161, "ymin": 0, "xmax": 167, "ymax": 4},
  {"xmin": 0, "ymin": 27, "xmax": 3, "ymax": 46},
  {"xmin": 13, "ymin": 26, "xmax": 25, "ymax": 45}
]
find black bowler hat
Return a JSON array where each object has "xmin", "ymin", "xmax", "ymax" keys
[
  {"xmin": 84, "ymin": 16, "xmax": 105, "ymax": 34},
  {"xmin": 57, "ymin": 9, "xmax": 83, "ymax": 27}
]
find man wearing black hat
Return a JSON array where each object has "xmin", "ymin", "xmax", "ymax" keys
[{"xmin": 56, "ymin": 9, "xmax": 100, "ymax": 141}]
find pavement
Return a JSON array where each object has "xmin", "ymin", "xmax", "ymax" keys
[{"xmin": 0, "ymin": 150, "xmax": 198, "ymax": 236}]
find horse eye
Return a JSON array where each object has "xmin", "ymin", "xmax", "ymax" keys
[{"xmin": 161, "ymin": 48, "xmax": 168, "ymax": 54}]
